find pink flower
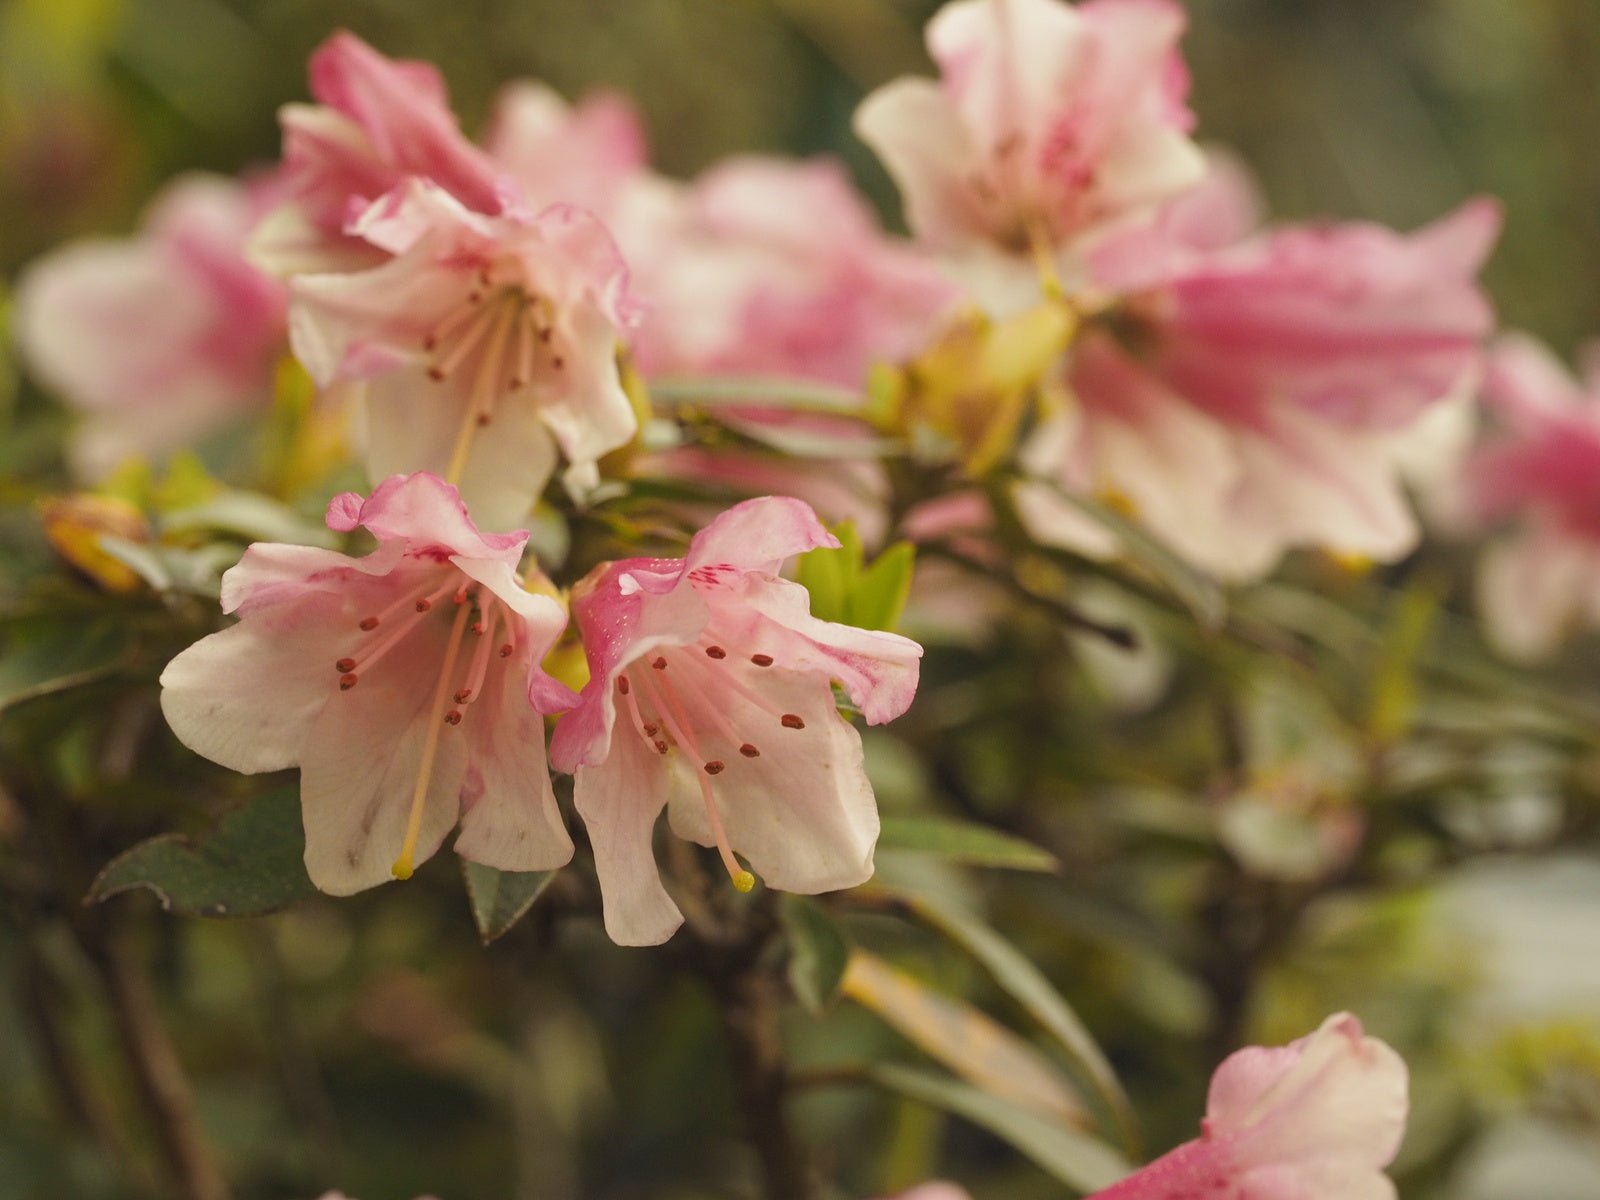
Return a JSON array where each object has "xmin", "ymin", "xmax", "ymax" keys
[
  {"xmin": 13, "ymin": 173, "xmax": 287, "ymax": 478},
  {"xmin": 875, "ymin": 1186, "xmax": 973, "ymax": 1200},
  {"xmin": 1451, "ymin": 334, "xmax": 1600, "ymax": 660},
  {"xmin": 484, "ymin": 81, "xmax": 650, "ymax": 217},
  {"xmin": 252, "ymin": 30, "xmax": 510, "ymax": 275},
  {"xmin": 288, "ymin": 179, "xmax": 637, "ymax": 530},
  {"xmin": 1023, "ymin": 162, "xmax": 1501, "ymax": 579},
  {"xmin": 548, "ymin": 497, "xmax": 922, "ymax": 946},
  {"xmin": 854, "ymin": 0, "xmax": 1204, "ymax": 275},
  {"xmin": 624, "ymin": 156, "xmax": 958, "ymax": 386},
  {"xmin": 160, "ymin": 473, "xmax": 575, "ymax": 894},
  {"xmin": 1087, "ymin": 1013, "xmax": 1408, "ymax": 1200}
]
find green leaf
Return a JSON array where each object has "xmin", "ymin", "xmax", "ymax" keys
[
  {"xmin": 843, "ymin": 950, "xmax": 1087, "ymax": 1122},
  {"xmin": 88, "ymin": 788, "xmax": 316, "ymax": 918},
  {"xmin": 0, "ymin": 621, "xmax": 133, "ymax": 713},
  {"xmin": 780, "ymin": 895, "xmax": 852, "ymax": 1015},
  {"xmin": 461, "ymin": 862, "xmax": 557, "ymax": 944},
  {"xmin": 795, "ymin": 520, "xmax": 862, "ymax": 625},
  {"xmin": 895, "ymin": 888, "xmax": 1139, "ymax": 1153},
  {"xmin": 864, "ymin": 1063, "xmax": 1130, "ymax": 1194},
  {"xmin": 849, "ymin": 541, "xmax": 916, "ymax": 632},
  {"xmin": 877, "ymin": 815, "xmax": 1059, "ymax": 873}
]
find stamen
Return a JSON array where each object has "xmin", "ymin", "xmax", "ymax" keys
[
  {"xmin": 344, "ymin": 575, "xmax": 459, "ymax": 682},
  {"xmin": 335, "ymin": 657, "xmax": 356, "ymax": 673},
  {"xmin": 617, "ymin": 676, "xmax": 631, "ymax": 695},
  {"xmin": 422, "ymin": 299, "xmax": 486, "ymax": 353},
  {"xmin": 751, "ymin": 654, "xmax": 774, "ymax": 667},
  {"xmin": 782, "ymin": 714, "xmax": 805, "ymax": 729},
  {"xmin": 454, "ymin": 600, "xmax": 499, "ymax": 705},
  {"xmin": 705, "ymin": 645, "xmax": 726, "ymax": 659},
  {"xmin": 635, "ymin": 668, "xmax": 754, "ymax": 893},
  {"xmin": 392, "ymin": 600, "xmax": 472, "ymax": 881},
  {"xmin": 704, "ymin": 761, "xmax": 725, "ymax": 775},
  {"xmin": 339, "ymin": 673, "xmax": 358, "ymax": 691},
  {"xmin": 443, "ymin": 297, "xmax": 518, "ymax": 486},
  {"xmin": 510, "ymin": 311, "xmax": 536, "ymax": 390},
  {"xmin": 427, "ymin": 299, "xmax": 499, "ymax": 380},
  {"xmin": 359, "ymin": 617, "xmax": 379, "ymax": 631},
  {"xmin": 740, "ymin": 744, "xmax": 760, "ymax": 758},
  {"xmin": 361, "ymin": 574, "xmax": 446, "ymax": 630},
  {"xmin": 652, "ymin": 656, "xmax": 667, "ymax": 670}
]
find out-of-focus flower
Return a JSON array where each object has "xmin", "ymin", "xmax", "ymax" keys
[
  {"xmin": 160, "ymin": 473, "xmax": 575, "ymax": 895},
  {"xmin": 485, "ymin": 81, "xmax": 650, "ymax": 217},
  {"xmin": 855, "ymin": 0, "xmax": 1204, "ymax": 307},
  {"xmin": 253, "ymin": 30, "xmax": 510, "ymax": 275},
  {"xmin": 549, "ymin": 497, "xmax": 922, "ymax": 946},
  {"xmin": 37, "ymin": 493, "xmax": 152, "ymax": 594},
  {"xmin": 1446, "ymin": 334, "xmax": 1600, "ymax": 660},
  {"xmin": 1086, "ymin": 1012, "xmax": 1408, "ymax": 1199},
  {"xmin": 1021, "ymin": 161, "xmax": 1501, "ymax": 580},
  {"xmin": 625, "ymin": 156, "xmax": 958, "ymax": 387},
  {"xmin": 874, "ymin": 1185, "xmax": 974, "ymax": 1200},
  {"xmin": 14, "ymin": 173, "xmax": 288, "ymax": 479},
  {"xmin": 289, "ymin": 180, "xmax": 637, "ymax": 530}
]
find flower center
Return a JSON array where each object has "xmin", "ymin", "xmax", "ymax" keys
[
  {"xmin": 613, "ymin": 635, "xmax": 810, "ymax": 893},
  {"xmin": 332, "ymin": 567, "xmax": 519, "ymax": 880},
  {"xmin": 420, "ymin": 267, "xmax": 568, "ymax": 485}
]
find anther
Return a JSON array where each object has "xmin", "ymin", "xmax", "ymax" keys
[
  {"xmin": 499, "ymin": 643, "xmax": 514, "ymax": 657},
  {"xmin": 359, "ymin": 616, "xmax": 379, "ymax": 631},
  {"xmin": 416, "ymin": 598, "xmax": 433, "ymax": 612},
  {"xmin": 652, "ymin": 656, "xmax": 667, "ymax": 670},
  {"xmin": 552, "ymin": 355, "xmax": 565, "ymax": 369},
  {"xmin": 704, "ymin": 761, "xmax": 725, "ymax": 775},
  {"xmin": 643, "ymin": 723, "xmax": 659, "ymax": 737},
  {"xmin": 335, "ymin": 657, "xmax": 356, "ymax": 673},
  {"xmin": 339, "ymin": 673, "xmax": 359, "ymax": 691},
  {"xmin": 654, "ymin": 739, "xmax": 669, "ymax": 754},
  {"xmin": 781, "ymin": 713, "xmax": 805, "ymax": 729},
  {"xmin": 740, "ymin": 743, "xmax": 760, "ymax": 758},
  {"xmin": 705, "ymin": 645, "xmax": 726, "ymax": 659},
  {"xmin": 472, "ymin": 620, "xmax": 487, "ymax": 635},
  {"xmin": 444, "ymin": 710, "xmax": 463, "ymax": 726},
  {"xmin": 476, "ymin": 413, "xmax": 491, "ymax": 426},
  {"xmin": 751, "ymin": 654, "xmax": 774, "ymax": 667},
  {"xmin": 454, "ymin": 689, "xmax": 473, "ymax": 703},
  {"xmin": 617, "ymin": 676, "xmax": 631, "ymax": 695}
]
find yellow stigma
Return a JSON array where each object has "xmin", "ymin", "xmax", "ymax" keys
[
  {"xmin": 732, "ymin": 869, "xmax": 756, "ymax": 894},
  {"xmin": 391, "ymin": 858, "xmax": 415, "ymax": 881}
]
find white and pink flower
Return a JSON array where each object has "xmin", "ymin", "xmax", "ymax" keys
[
  {"xmin": 13, "ymin": 173, "xmax": 288, "ymax": 479},
  {"xmin": 160, "ymin": 472, "xmax": 575, "ymax": 895},
  {"xmin": 288, "ymin": 179, "xmax": 637, "ymax": 530},
  {"xmin": 252, "ymin": 30, "xmax": 511, "ymax": 275},
  {"xmin": 1087, "ymin": 1013, "xmax": 1408, "ymax": 1199},
  {"xmin": 855, "ymin": 0, "xmax": 1204, "ymax": 303},
  {"xmin": 1450, "ymin": 334, "xmax": 1600, "ymax": 660},
  {"xmin": 1022, "ymin": 161, "xmax": 1501, "ymax": 580},
  {"xmin": 548, "ymin": 497, "xmax": 922, "ymax": 946}
]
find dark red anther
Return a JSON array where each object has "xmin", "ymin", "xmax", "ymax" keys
[
  {"xmin": 751, "ymin": 654, "xmax": 774, "ymax": 667},
  {"xmin": 416, "ymin": 598, "xmax": 433, "ymax": 612},
  {"xmin": 740, "ymin": 743, "xmax": 760, "ymax": 758},
  {"xmin": 551, "ymin": 355, "xmax": 565, "ymax": 369},
  {"xmin": 335, "ymin": 657, "xmax": 356, "ymax": 673},
  {"xmin": 499, "ymin": 643, "xmax": 514, "ymax": 657},
  {"xmin": 704, "ymin": 761, "xmax": 725, "ymax": 775},
  {"xmin": 781, "ymin": 713, "xmax": 805, "ymax": 729},
  {"xmin": 476, "ymin": 413, "xmax": 490, "ymax": 427},
  {"xmin": 454, "ymin": 688, "xmax": 473, "ymax": 703},
  {"xmin": 359, "ymin": 617, "xmax": 379, "ymax": 631},
  {"xmin": 654, "ymin": 739, "xmax": 669, "ymax": 755},
  {"xmin": 705, "ymin": 646, "xmax": 727, "ymax": 659},
  {"xmin": 642, "ymin": 723, "xmax": 659, "ymax": 737},
  {"xmin": 652, "ymin": 656, "xmax": 667, "ymax": 670},
  {"xmin": 472, "ymin": 621, "xmax": 486, "ymax": 635},
  {"xmin": 444, "ymin": 710, "xmax": 463, "ymax": 726},
  {"xmin": 617, "ymin": 676, "xmax": 631, "ymax": 695},
  {"xmin": 339, "ymin": 673, "xmax": 359, "ymax": 691},
  {"xmin": 427, "ymin": 366, "xmax": 446, "ymax": 381}
]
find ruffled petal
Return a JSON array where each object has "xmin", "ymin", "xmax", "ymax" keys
[
  {"xmin": 682, "ymin": 495, "xmax": 840, "ymax": 575},
  {"xmin": 852, "ymin": 79, "xmax": 984, "ymax": 246}
]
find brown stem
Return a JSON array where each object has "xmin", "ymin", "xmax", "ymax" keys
[{"xmin": 91, "ymin": 927, "xmax": 231, "ymax": 1200}]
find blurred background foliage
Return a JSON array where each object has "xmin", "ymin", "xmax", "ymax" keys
[{"xmin": 4, "ymin": 1, "xmax": 1600, "ymax": 1198}]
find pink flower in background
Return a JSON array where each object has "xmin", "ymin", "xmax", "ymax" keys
[
  {"xmin": 252, "ymin": 30, "xmax": 510, "ymax": 275},
  {"xmin": 13, "ymin": 173, "xmax": 288, "ymax": 479},
  {"xmin": 855, "ymin": 0, "xmax": 1204, "ymax": 296},
  {"xmin": 549, "ymin": 497, "xmax": 922, "ymax": 946},
  {"xmin": 624, "ymin": 156, "xmax": 958, "ymax": 386},
  {"xmin": 1450, "ymin": 334, "xmax": 1600, "ymax": 660},
  {"xmin": 1087, "ymin": 1013, "xmax": 1408, "ymax": 1200},
  {"xmin": 485, "ymin": 81, "xmax": 650, "ymax": 217},
  {"xmin": 1022, "ymin": 160, "xmax": 1501, "ymax": 579},
  {"xmin": 875, "ymin": 1186, "xmax": 973, "ymax": 1200},
  {"xmin": 289, "ymin": 179, "xmax": 637, "ymax": 530},
  {"xmin": 160, "ymin": 473, "xmax": 575, "ymax": 895}
]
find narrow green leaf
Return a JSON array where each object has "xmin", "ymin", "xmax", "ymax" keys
[
  {"xmin": 849, "ymin": 541, "xmax": 916, "ymax": 632},
  {"xmin": 780, "ymin": 895, "xmax": 852, "ymax": 1015},
  {"xmin": 877, "ymin": 815, "xmax": 1059, "ymax": 873},
  {"xmin": 865, "ymin": 1063, "xmax": 1130, "ymax": 1194},
  {"xmin": 0, "ymin": 623, "xmax": 133, "ymax": 713},
  {"xmin": 88, "ymin": 789, "xmax": 316, "ymax": 918},
  {"xmin": 898, "ymin": 889, "xmax": 1139, "ymax": 1153},
  {"xmin": 461, "ymin": 862, "xmax": 557, "ymax": 944}
]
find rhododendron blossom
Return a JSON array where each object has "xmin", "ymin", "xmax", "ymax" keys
[
  {"xmin": 289, "ymin": 180, "xmax": 637, "ymax": 529},
  {"xmin": 1021, "ymin": 161, "xmax": 1501, "ymax": 579},
  {"xmin": 13, "ymin": 173, "xmax": 287, "ymax": 478},
  {"xmin": 549, "ymin": 497, "xmax": 922, "ymax": 945},
  {"xmin": 160, "ymin": 473, "xmax": 575, "ymax": 894},
  {"xmin": 855, "ymin": 0, "xmax": 1204, "ymax": 304},
  {"xmin": 1450, "ymin": 334, "xmax": 1600, "ymax": 660},
  {"xmin": 252, "ymin": 30, "xmax": 510, "ymax": 275},
  {"xmin": 485, "ymin": 80, "xmax": 651, "ymax": 218},
  {"xmin": 1086, "ymin": 1012, "xmax": 1408, "ymax": 1199}
]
